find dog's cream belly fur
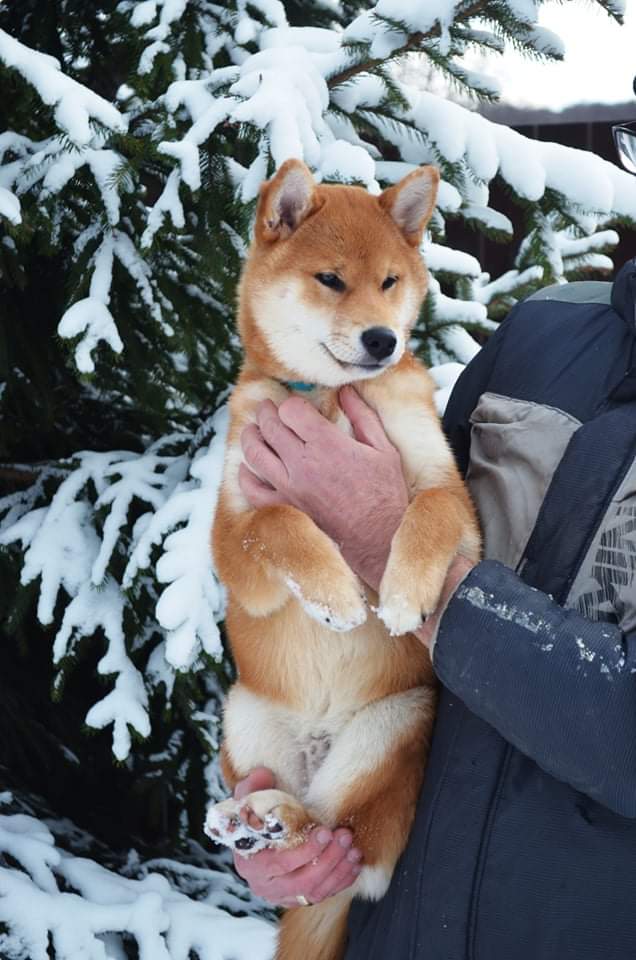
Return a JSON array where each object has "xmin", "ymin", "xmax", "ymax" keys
[
  {"xmin": 227, "ymin": 593, "xmax": 430, "ymax": 716},
  {"xmin": 224, "ymin": 596, "xmax": 433, "ymax": 822},
  {"xmin": 224, "ymin": 681, "xmax": 434, "ymax": 819}
]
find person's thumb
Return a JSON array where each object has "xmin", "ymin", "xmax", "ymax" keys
[
  {"xmin": 339, "ymin": 385, "xmax": 393, "ymax": 451},
  {"xmin": 233, "ymin": 766, "xmax": 276, "ymax": 800}
]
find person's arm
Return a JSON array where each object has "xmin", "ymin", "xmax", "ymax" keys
[{"xmin": 432, "ymin": 560, "xmax": 636, "ymax": 817}]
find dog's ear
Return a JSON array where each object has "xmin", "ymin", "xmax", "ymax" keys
[
  {"xmin": 256, "ymin": 159, "xmax": 316, "ymax": 242},
  {"xmin": 379, "ymin": 166, "xmax": 439, "ymax": 246}
]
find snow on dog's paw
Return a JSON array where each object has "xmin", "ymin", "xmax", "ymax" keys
[
  {"xmin": 204, "ymin": 790, "xmax": 313, "ymax": 856},
  {"xmin": 376, "ymin": 594, "xmax": 424, "ymax": 637},
  {"xmin": 378, "ymin": 559, "xmax": 446, "ymax": 636},
  {"xmin": 285, "ymin": 576, "xmax": 367, "ymax": 632}
]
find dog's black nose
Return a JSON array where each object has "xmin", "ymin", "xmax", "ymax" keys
[{"xmin": 361, "ymin": 327, "xmax": 397, "ymax": 361}]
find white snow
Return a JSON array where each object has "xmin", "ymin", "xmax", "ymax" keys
[
  {"xmin": 231, "ymin": 46, "xmax": 331, "ymax": 168},
  {"xmin": 141, "ymin": 169, "xmax": 184, "ymax": 248},
  {"xmin": 344, "ymin": 11, "xmax": 407, "ymax": 59},
  {"xmin": 0, "ymin": 185, "xmax": 21, "ymax": 224},
  {"xmin": 423, "ymin": 241, "xmax": 481, "ymax": 277},
  {"xmin": 156, "ymin": 96, "xmax": 236, "ymax": 197},
  {"xmin": 124, "ymin": 407, "xmax": 230, "ymax": 671},
  {"xmin": 285, "ymin": 575, "xmax": 367, "ymax": 632},
  {"xmin": 0, "ymin": 427, "xmax": 230, "ymax": 759},
  {"xmin": 58, "ymin": 238, "xmax": 123, "ymax": 374},
  {"xmin": 375, "ymin": 0, "xmax": 460, "ymax": 37},
  {"xmin": 429, "ymin": 362, "xmax": 465, "ymax": 413},
  {"xmin": 131, "ymin": 0, "xmax": 158, "ymax": 27},
  {"xmin": 462, "ymin": 204, "xmax": 513, "ymax": 237},
  {"xmin": 85, "ymin": 150, "xmax": 122, "ymax": 226},
  {"xmin": 0, "ymin": 28, "xmax": 126, "ymax": 146},
  {"xmin": 457, "ymin": 584, "xmax": 554, "ymax": 638},
  {"xmin": 318, "ymin": 139, "xmax": 377, "ymax": 189},
  {"xmin": 138, "ymin": 39, "xmax": 170, "ymax": 74},
  {"xmin": 472, "ymin": 265, "xmax": 544, "ymax": 305},
  {"xmin": 0, "ymin": 806, "xmax": 276, "ymax": 960}
]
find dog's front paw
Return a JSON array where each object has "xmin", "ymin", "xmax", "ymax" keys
[
  {"xmin": 378, "ymin": 558, "xmax": 447, "ymax": 637},
  {"xmin": 285, "ymin": 571, "xmax": 367, "ymax": 633},
  {"xmin": 204, "ymin": 790, "xmax": 314, "ymax": 856}
]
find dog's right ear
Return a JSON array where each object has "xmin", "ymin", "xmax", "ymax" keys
[{"xmin": 255, "ymin": 159, "xmax": 316, "ymax": 243}]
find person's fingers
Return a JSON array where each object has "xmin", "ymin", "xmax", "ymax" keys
[
  {"xmin": 241, "ymin": 826, "xmax": 336, "ymax": 882},
  {"xmin": 233, "ymin": 766, "xmax": 276, "ymax": 800},
  {"xmin": 241, "ymin": 423, "xmax": 289, "ymax": 489},
  {"xmin": 338, "ymin": 385, "xmax": 394, "ymax": 452},
  {"xmin": 257, "ymin": 400, "xmax": 305, "ymax": 463},
  {"xmin": 277, "ymin": 395, "xmax": 340, "ymax": 445},
  {"xmin": 238, "ymin": 463, "xmax": 288, "ymax": 509},
  {"xmin": 265, "ymin": 831, "xmax": 357, "ymax": 902},
  {"xmin": 305, "ymin": 848, "xmax": 363, "ymax": 903}
]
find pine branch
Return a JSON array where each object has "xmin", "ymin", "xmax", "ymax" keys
[{"xmin": 327, "ymin": 1, "xmax": 488, "ymax": 89}]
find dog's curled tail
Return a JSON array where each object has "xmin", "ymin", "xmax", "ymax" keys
[{"xmin": 276, "ymin": 890, "xmax": 353, "ymax": 960}]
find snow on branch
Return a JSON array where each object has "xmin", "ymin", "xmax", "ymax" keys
[
  {"xmin": 0, "ymin": 186, "xmax": 21, "ymax": 225},
  {"xmin": 0, "ymin": 412, "xmax": 231, "ymax": 757},
  {"xmin": 0, "ymin": 29, "xmax": 126, "ymax": 146},
  {"xmin": 0, "ymin": 799, "xmax": 275, "ymax": 960},
  {"xmin": 57, "ymin": 237, "xmax": 122, "ymax": 374},
  {"xmin": 59, "ymin": 228, "xmax": 172, "ymax": 371},
  {"xmin": 0, "ymin": 439, "xmax": 198, "ymax": 760},
  {"xmin": 124, "ymin": 407, "xmax": 230, "ymax": 671}
]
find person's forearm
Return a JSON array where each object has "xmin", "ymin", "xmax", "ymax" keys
[{"xmin": 433, "ymin": 560, "xmax": 636, "ymax": 817}]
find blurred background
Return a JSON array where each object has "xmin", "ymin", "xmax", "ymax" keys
[{"xmin": 405, "ymin": 0, "xmax": 636, "ymax": 275}]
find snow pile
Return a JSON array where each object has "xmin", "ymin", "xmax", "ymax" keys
[
  {"xmin": 0, "ymin": 412, "xmax": 229, "ymax": 761},
  {"xmin": 0, "ymin": 793, "xmax": 275, "ymax": 960}
]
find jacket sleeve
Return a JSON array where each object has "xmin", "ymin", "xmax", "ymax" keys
[{"xmin": 433, "ymin": 560, "xmax": 636, "ymax": 818}]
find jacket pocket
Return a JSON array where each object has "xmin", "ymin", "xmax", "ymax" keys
[{"xmin": 467, "ymin": 393, "xmax": 581, "ymax": 570}]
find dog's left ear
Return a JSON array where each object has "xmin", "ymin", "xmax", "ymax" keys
[
  {"xmin": 379, "ymin": 166, "xmax": 439, "ymax": 246},
  {"xmin": 256, "ymin": 159, "xmax": 316, "ymax": 243}
]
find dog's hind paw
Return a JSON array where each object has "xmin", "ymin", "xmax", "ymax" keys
[{"xmin": 204, "ymin": 790, "xmax": 314, "ymax": 856}]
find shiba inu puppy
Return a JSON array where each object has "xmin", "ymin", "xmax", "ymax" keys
[{"xmin": 205, "ymin": 159, "xmax": 480, "ymax": 960}]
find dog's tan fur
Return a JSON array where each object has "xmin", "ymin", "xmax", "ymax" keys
[{"xmin": 209, "ymin": 159, "xmax": 480, "ymax": 960}]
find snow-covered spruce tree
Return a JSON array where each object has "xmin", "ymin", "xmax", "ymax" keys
[{"xmin": 2, "ymin": 0, "xmax": 636, "ymax": 955}]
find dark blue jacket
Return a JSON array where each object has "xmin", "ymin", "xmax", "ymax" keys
[{"xmin": 346, "ymin": 259, "xmax": 636, "ymax": 960}]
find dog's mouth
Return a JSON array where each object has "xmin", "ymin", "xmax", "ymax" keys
[{"xmin": 320, "ymin": 343, "xmax": 384, "ymax": 371}]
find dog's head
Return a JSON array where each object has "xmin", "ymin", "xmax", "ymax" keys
[{"xmin": 238, "ymin": 159, "xmax": 439, "ymax": 386}]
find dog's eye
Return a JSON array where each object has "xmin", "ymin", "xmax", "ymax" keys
[
  {"xmin": 382, "ymin": 275, "xmax": 398, "ymax": 290},
  {"xmin": 315, "ymin": 272, "xmax": 345, "ymax": 292}
]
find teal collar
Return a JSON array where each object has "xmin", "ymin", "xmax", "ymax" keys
[{"xmin": 281, "ymin": 380, "xmax": 316, "ymax": 392}]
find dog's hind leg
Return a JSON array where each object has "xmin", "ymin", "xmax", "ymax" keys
[{"xmin": 304, "ymin": 687, "xmax": 435, "ymax": 905}]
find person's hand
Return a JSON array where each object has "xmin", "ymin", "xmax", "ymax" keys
[
  {"xmin": 239, "ymin": 386, "xmax": 409, "ymax": 592},
  {"xmin": 414, "ymin": 554, "xmax": 475, "ymax": 651},
  {"xmin": 231, "ymin": 768, "xmax": 363, "ymax": 907}
]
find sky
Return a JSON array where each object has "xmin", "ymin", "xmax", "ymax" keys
[{"xmin": 479, "ymin": 0, "xmax": 636, "ymax": 110}]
